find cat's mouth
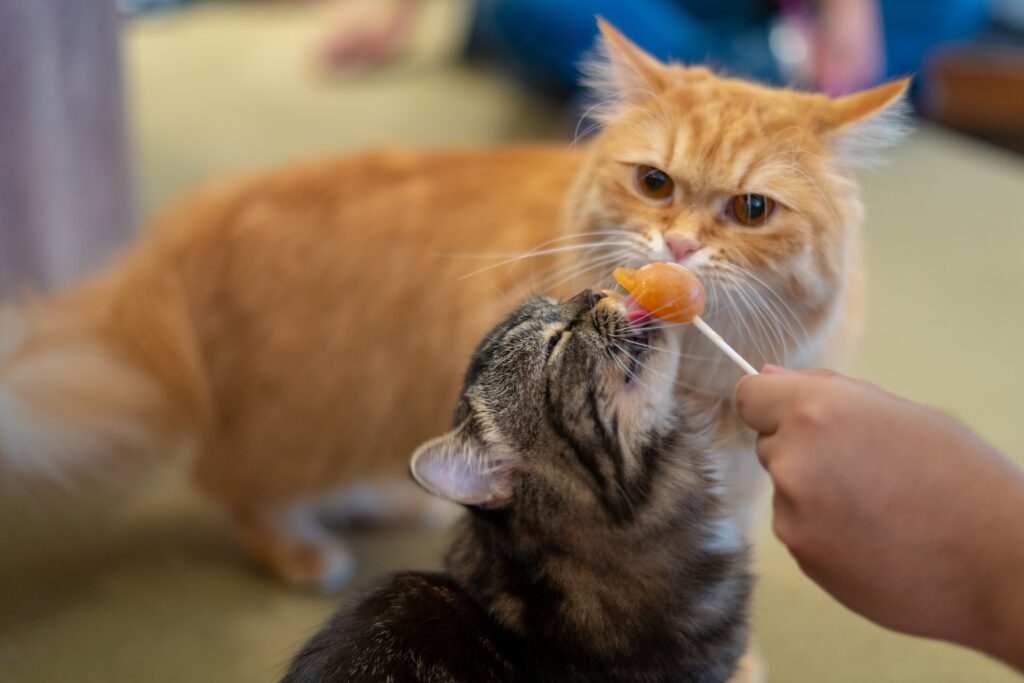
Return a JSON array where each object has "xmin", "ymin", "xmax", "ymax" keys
[
  {"xmin": 623, "ymin": 329, "xmax": 650, "ymax": 382},
  {"xmin": 595, "ymin": 293, "xmax": 655, "ymax": 383}
]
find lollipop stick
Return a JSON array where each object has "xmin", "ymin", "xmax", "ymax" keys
[{"xmin": 692, "ymin": 316, "xmax": 758, "ymax": 375}]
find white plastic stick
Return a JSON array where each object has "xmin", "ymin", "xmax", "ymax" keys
[{"xmin": 692, "ymin": 316, "xmax": 759, "ymax": 375}]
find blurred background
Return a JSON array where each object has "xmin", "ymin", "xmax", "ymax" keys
[{"xmin": 1, "ymin": 0, "xmax": 1023, "ymax": 681}]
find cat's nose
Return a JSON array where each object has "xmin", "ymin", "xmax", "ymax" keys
[
  {"xmin": 665, "ymin": 234, "xmax": 699, "ymax": 262},
  {"xmin": 566, "ymin": 289, "xmax": 600, "ymax": 313}
]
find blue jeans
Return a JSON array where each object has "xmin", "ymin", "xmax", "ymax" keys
[{"xmin": 467, "ymin": 0, "xmax": 989, "ymax": 93}]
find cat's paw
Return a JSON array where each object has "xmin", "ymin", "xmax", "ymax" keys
[
  {"xmin": 271, "ymin": 535, "xmax": 356, "ymax": 592},
  {"xmin": 232, "ymin": 504, "xmax": 356, "ymax": 592}
]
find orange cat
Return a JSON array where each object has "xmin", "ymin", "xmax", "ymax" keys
[{"xmin": 0, "ymin": 21, "xmax": 907, "ymax": 590}]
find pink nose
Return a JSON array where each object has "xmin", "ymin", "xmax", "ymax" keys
[{"xmin": 665, "ymin": 235, "xmax": 699, "ymax": 262}]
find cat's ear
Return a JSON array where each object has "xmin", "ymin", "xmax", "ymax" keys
[
  {"xmin": 820, "ymin": 78, "xmax": 913, "ymax": 166},
  {"xmin": 410, "ymin": 424, "xmax": 516, "ymax": 508},
  {"xmin": 582, "ymin": 18, "xmax": 668, "ymax": 107}
]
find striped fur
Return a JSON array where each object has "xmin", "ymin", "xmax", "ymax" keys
[{"xmin": 284, "ymin": 293, "xmax": 751, "ymax": 682}]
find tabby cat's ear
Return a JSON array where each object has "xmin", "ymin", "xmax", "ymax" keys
[
  {"xmin": 583, "ymin": 18, "xmax": 668, "ymax": 106},
  {"xmin": 410, "ymin": 425, "xmax": 515, "ymax": 508},
  {"xmin": 820, "ymin": 78, "xmax": 913, "ymax": 166}
]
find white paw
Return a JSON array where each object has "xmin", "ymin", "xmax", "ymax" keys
[{"xmin": 310, "ymin": 537, "xmax": 356, "ymax": 592}]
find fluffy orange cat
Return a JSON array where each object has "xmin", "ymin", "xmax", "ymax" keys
[{"xmin": 0, "ymin": 21, "xmax": 907, "ymax": 590}]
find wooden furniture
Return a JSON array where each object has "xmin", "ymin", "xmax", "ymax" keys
[{"xmin": 926, "ymin": 45, "xmax": 1024, "ymax": 154}]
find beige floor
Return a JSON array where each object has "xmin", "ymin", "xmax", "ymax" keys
[{"xmin": 2, "ymin": 2, "xmax": 1023, "ymax": 681}]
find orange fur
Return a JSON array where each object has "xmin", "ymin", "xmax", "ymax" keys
[{"xmin": 0, "ymin": 24, "xmax": 908, "ymax": 586}]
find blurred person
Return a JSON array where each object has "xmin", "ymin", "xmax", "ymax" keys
[
  {"xmin": 316, "ymin": 0, "xmax": 989, "ymax": 97},
  {"xmin": 735, "ymin": 367, "xmax": 1024, "ymax": 672}
]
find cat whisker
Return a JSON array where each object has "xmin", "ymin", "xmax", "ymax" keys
[
  {"xmin": 611, "ymin": 338, "xmax": 713, "ymax": 394},
  {"xmin": 706, "ymin": 273, "xmax": 781, "ymax": 364},
  {"xmin": 605, "ymin": 334, "xmax": 717, "ymax": 362},
  {"xmin": 605, "ymin": 337, "xmax": 680, "ymax": 388},
  {"xmin": 457, "ymin": 241, "xmax": 642, "ymax": 281},
  {"xmin": 717, "ymin": 277, "xmax": 773, "ymax": 365},
  {"xmin": 528, "ymin": 249, "xmax": 640, "ymax": 296},
  {"xmin": 704, "ymin": 263, "xmax": 808, "ymax": 366},
  {"xmin": 455, "ymin": 228, "xmax": 650, "ymax": 286},
  {"xmin": 602, "ymin": 338, "xmax": 646, "ymax": 390},
  {"xmin": 437, "ymin": 233, "xmax": 640, "ymax": 261},
  {"xmin": 717, "ymin": 262, "xmax": 808, "ymax": 345}
]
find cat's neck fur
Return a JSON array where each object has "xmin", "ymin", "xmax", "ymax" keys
[{"xmin": 444, "ymin": 438, "xmax": 751, "ymax": 681}]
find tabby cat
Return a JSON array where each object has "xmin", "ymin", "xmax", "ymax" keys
[
  {"xmin": 0, "ymin": 21, "xmax": 907, "ymax": 587},
  {"xmin": 283, "ymin": 291, "xmax": 753, "ymax": 683}
]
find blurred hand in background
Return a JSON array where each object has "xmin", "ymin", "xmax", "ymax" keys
[
  {"xmin": 315, "ymin": 0, "xmax": 419, "ymax": 70},
  {"xmin": 810, "ymin": 0, "xmax": 885, "ymax": 95}
]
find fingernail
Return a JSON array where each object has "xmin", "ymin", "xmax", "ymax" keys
[{"xmin": 762, "ymin": 364, "xmax": 791, "ymax": 374}]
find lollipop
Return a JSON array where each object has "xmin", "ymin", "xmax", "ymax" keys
[{"xmin": 613, "ymin": 263, "xmax": 757, "ymax": 375}]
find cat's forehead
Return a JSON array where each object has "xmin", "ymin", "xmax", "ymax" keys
[
  {"xmin": 450, "ymin": 297, "xmax": 564, "ymax": 438},
  {"xmin": 461, "ymin": 297, "xmax": 561, "ymax": 388},
  {"xmin": 482, "ymin": 297, "xmax": 563, "ymax": 349},
  {"xmin": 674, "ymin": 74, "xmax": 814, "ymax": 128},
  {"xmin": 605, "ymin": 79, "xmax": 821, "ymax": 192}
]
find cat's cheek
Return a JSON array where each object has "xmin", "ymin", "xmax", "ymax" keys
[{"xmin": 611, "ymin": 349, "xmax": 678, "ymax": 437}]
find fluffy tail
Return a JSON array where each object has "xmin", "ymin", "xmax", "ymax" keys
[{"xmin": 0, "ymin": 252, "xmax": 209, "ymax": 494}]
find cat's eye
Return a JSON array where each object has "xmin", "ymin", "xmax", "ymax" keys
[
  {"xmin": 729, "ymin": 194, "xmax": 775, "ymax": 227},
  {"xmin": 636, "ymin": 165, "xmax": 674, "ymax": 201}
]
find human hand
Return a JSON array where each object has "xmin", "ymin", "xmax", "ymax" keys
[
  {"xmin": 812, "ymin": 0, "xmax": 884, "ymax": 95},
  {"xmin": 735, "ymin": 368, "xmax": 1024, "ymax": 670},
  {"xmin": 315, "ymin": 0, "xmax": 418, "ymax": 71}
]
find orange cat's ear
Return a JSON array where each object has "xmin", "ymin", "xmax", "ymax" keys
[
  {"xmin": 829, "ymin": 78, "xmax": 911, "ymax": 128},
  {"xmin": 410, "ymin": 423, "xmax": 516, "ymax": 508},
  {"xmin": 582, "ymin": 18, "xmax": 669, "ymax": 109},
  {"xmin": 820, "ymin": 78, "xmax": 913, "ymax": 166}
]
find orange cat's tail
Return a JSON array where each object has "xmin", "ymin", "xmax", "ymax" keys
[{"xmin": 0, "ymin": 251, "xmax": 209, "ymax": 495}]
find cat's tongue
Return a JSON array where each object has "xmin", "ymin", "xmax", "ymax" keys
[
  {"xmin": 600, "ymin": 290, "xmax": 652, "ymax": 326},
  {"xmin": 624, "ymin": 296, "xmax": 653, "ymax": 325}
]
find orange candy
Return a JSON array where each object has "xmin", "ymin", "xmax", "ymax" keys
[{"xmin": 612, "ymin": 262, "xmax": 706, "ymax": 324}]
